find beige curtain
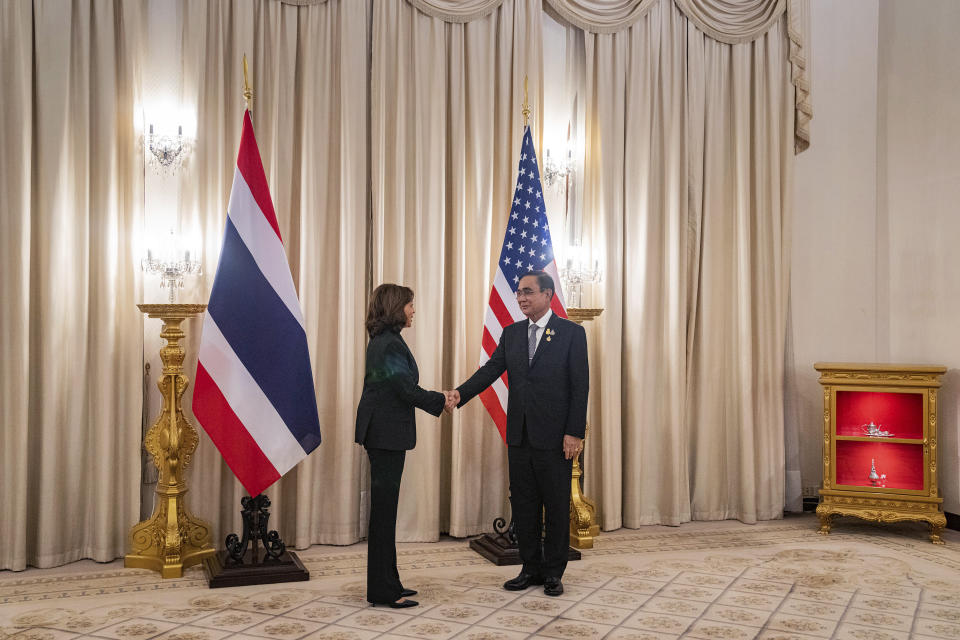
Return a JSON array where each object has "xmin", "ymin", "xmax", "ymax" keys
[
  {"xmin": 179, "ymin": 0, "xmax": 370, "ymax": 547},
  {"xmin": 578, "ymin": 0, "xmax": 794, "ymax": 527},
  {"xmin": 370, "ymin": 0, "xmax": 542, "ymax": 540},
  {"xmin": 684, "ymin": 11, "xmax": 793, "ymax": 521},
  {"xmin": 0, "ymin": 0, "xmax": 145, "ymax": 571},
  {"xmin": 580, "ymin": 0, "xmax": 691, "ymax": 528}
]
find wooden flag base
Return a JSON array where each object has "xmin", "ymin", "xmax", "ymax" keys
[
  {"xmin": 469, "ymin": 533, "xmax": 581, "ymax": 565},
  {"xmin": 204, "ymin": 549, "xmax": 309, "ymax": 588},
  {"xmin": 204, "ymin": 494, "xmax": 309, "ymax": 588},
  {"xmin": 469, "ymin": 517, "xmax": 581, "ymax": 567}
]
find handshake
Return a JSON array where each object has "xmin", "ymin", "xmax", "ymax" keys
[{"xmin": 442, "ymin": 390, "xmax": 460, "ymax": 413}]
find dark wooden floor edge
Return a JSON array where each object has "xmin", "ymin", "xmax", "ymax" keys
[{"xmin": 947, "ymin": 511, "xmax": 959, "ymax": 531}]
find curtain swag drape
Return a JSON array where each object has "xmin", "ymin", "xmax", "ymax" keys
[
  {"xmin": 674, "ymin": 0, "xmax": 785, "ymax": 43},
  {"xmin": 404, "ymin": 0, "xmax": 505, "ymax": 22},
  {"xmin": 282, "ymin": 0, "xmax": 809, "ymax": 151},
  {"xmin": 277, "ymin": 0, "xmax": 330, "ymax": 6},
  {"xmin": 787, "ymin": 0, "xmax": 811, "ymax": 152},
  {"xmin": 545, "ymin": 0, "xmax": 781, "ymax": 36},
  {"xmin": 544, "ymin": 0, "xmax": 810, "ymax": 151},
  {"xmin": 543, "ymin": 0, "xmax": 658, "ymax": 33}
]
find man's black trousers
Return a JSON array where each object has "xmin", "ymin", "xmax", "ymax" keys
[{"xmin": 507, "ymin": 440, "xmax": 572, "ymax": 579}]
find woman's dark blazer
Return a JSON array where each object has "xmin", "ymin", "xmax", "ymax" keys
[{"xmin": 355, "ymin": 329, "xmax": 445, "ymax": 450}]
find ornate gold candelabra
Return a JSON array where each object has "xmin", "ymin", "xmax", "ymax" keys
[
  {"xmin": 125, "ymin": 303, "xmax": 214, "ymax": 577},
  {"xmin": 566, "ymin": 307, "xmax": 602, "ymax": 548}
]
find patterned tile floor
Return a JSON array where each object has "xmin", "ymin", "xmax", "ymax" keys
[{"xmin": 3, "ymin": 515, "xmax": 960, "ymax": 640}]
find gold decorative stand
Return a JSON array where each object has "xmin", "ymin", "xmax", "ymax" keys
[
  {"xmin": 566, "ymin": 307, "xmax": 603, "ymax": 549},
  {"xmin": 125, "ymin": 303, "xmax": 215, "ymax": 577}
]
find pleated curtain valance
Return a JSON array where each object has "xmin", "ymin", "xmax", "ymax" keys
[
  {"xmin": 272, "ymin": 0, "xmax": 809, "ymax": 151},
  {"xmin": 543, "ymin": 0, "xmax": 779, "ymax": 37},
  {"xmin": 673, "ymin": 0, "xmax": 785, "ymax": 43},
  {"xmin": 544, "ymin": 0, "xmax": 810, "ymax": 152},
  {"xmin": 404, "ymin": 0, "xmax": 505, "ymax": 22},
  {"xmin": 542, "ymin": 0, "xmax": 658, "ymax": 33}
]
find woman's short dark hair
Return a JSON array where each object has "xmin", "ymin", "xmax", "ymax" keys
[{"xmin": 366, "ymin": 283, "xmax": 414, "ymax": 337}]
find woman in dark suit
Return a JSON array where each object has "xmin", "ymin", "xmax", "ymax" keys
[{"xmin": 355, "ymin": 283, "xmax": 448, "ymax": 608}]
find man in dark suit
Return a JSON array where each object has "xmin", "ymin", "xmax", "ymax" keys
[{"xmin": 452, "ymin": 270, "xmax": 588, "ymax": 596}]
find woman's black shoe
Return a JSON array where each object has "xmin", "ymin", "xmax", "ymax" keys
[
  {"xmin": 389, "ymin": 599, "xmax": 418, "ymax": 608},
  {"xmin": 400, "ymin": 588, "xmax": 418, "ymax": 597},
  {"xmin": 370, "ymin": 598, "xmax": 419, "ymax": 608}
]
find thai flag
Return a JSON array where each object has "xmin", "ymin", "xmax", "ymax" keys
[
  {"xmin": 193, "ymin": 110, "xmax": 321, "ymax": 497},
  {"xmin": 478, "ymin": 126, "xmax": 566, "ymax": 441}
]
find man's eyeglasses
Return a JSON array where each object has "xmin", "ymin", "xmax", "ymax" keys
[{"xmin": 515, "ymin": 288, "xmax": 542, "ymax": 299}]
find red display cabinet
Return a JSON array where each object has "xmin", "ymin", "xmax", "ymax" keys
[{"xmin": 815, "ymin": 363, "xmax": 947, "ymax": 543}]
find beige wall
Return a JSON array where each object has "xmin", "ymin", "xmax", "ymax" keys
[
  {"xmin": 792, "ymin": 0, "xmax": 960, "ymax": 513},
  {"xmin": 879, "ymin": 0, "xmax": 960, "ymax": 513}
]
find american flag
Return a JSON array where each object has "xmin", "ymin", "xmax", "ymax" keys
[
  {"xmin": 192, "ymin": 110, "xmax": 322, "ymax": 497},
  {"xmin": 478, "ymin": 125, "xmax": 567, "ymax": 441}
]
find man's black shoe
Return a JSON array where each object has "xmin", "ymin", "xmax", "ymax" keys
[
  {"xmin": 503, "ymin": 572, "xmax": 544, "ymax": 591},
  {"xmin": 400, "ymin": 588, "xmax": 418, "ymax": 597},
  {"xmin": 543, "ymin": 577, "xmax": 564, "ymax": 597}
]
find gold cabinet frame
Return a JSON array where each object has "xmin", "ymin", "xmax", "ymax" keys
[{"xmin": 815, "ymin": 362, "xmax": 947, "ymax": 544}]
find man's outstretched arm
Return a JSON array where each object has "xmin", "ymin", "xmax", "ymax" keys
[{"xmin": 456, "ymin": 333, "xmax": 508, "ymax": 407}]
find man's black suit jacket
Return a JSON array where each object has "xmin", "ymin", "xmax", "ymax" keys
[
  {"xmin": 355, "ymin": 330, "xmax": 445, "ymax": 450},
  {"xmin": 457, "ymin": 313, "xmax": 588, "ymax": 449}
]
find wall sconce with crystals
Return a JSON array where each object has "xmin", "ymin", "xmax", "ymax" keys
[
  {"xmin": 146, "ymin": 124, "xmax": 192, "ymax": 175},
  {"xmin": 543, "ymin": 147, "xmax": 575, "ymax": 189},
  {"xmin": 141, "ymin": 230, "xmax": 202, "ymax": 303},
  {"xmin": 560, "ymin": 246, "xmax": 602, "ymax": 308}
]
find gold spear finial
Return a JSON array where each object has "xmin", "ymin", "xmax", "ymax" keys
[
  {"xmin": 242, "ymin": 54, "xmax": 253, "ymax": 112},
  {"xmin": 521, "ymin": 76, "xmax": 530, "ymax": 127}
]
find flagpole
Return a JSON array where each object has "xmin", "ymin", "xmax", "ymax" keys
[
  {"xmin": 200, "ymin": 54, "xmax": 313, "ymax": 587},
  {"xmin": 522, "ymin": 75, "xmax": 530, "ymax": 127},
  {"xmin": 242, "ymin": 54, "xmax": 253, "ymax": 112}
]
